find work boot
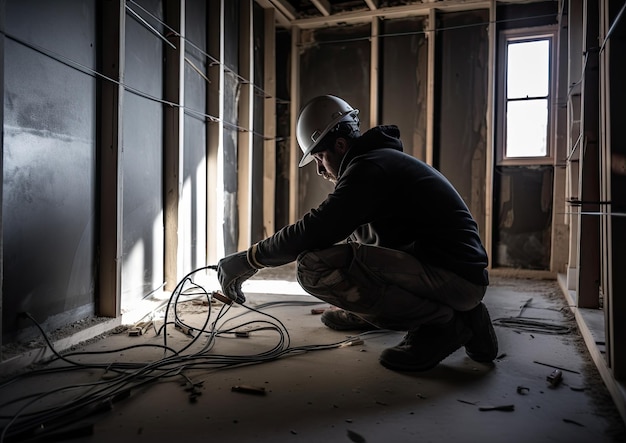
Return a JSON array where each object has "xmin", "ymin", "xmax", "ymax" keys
[
  {"xmin": 321, "ymin": 308, "xmax": 379, "ymax": 331},
  {"xmin": 379, "ymin": 315, "xmax": 472, "ymax": 372},
  {"xmin": 462, "ymin": 302, "xmax": 498, "ymax": 363}
]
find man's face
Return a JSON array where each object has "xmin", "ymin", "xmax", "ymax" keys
[{"xmin": 312, "ymin": 138, "xmax": 347, "ymax": 184}]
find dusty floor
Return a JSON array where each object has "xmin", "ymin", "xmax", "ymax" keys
[{"xmin": 0, "ymin": 268, "xmax": 625, "ymax": 443}]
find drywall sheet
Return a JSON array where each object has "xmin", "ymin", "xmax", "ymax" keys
[
  {"xmin": 121, "ymin": 0, "xmax": 165, "ymax": 307},
  {"xmin": 222, "ymin": 0, "xmax": 240, "ymax": 255},
  {"xmin": 2, "ymin": 0, "xmax": 97, "ymax": 341},
  {"xmin": 182, "ymin": 0, "xmax": 209, "ymax": 271}
]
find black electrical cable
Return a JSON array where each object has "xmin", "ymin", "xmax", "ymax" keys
[
  {"xmin": 492, "ymin": 316, "xmax": 572, "ymax": 335},
  {"xmin": 159, "ymin": 265, "xmax": 215, "ymax": 354},
  {"xmin": 0, "ymin": 266, "xmax": 384, "ymax": 443}
]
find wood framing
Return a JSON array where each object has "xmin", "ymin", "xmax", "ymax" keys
[
  {"xmin": 98, "ymin": 0, "xmax": 125, "ymax": 317},
  {"xmin": 0, "ymin": 0, "xmax": 4, "ymax": 358},
  {"xmin": 369, "ymin": 17, "xmax": 379, "ymax": 128},
  {"xmin": 255, "ymin": 0, "xmax": 291, "ymax": 28},
  {"xmin": 550, "ymin": 2, "xmax": 571, "ymax": 275},
  {"xmin": 577, "ymin": 0, "xmax": 600, "ymax": 308},
  {"xmin": 237, "ymin": 0, "xmax": 254, "ymax": 250},
  {"xmin": 602, "ymin": 0, "xmax": 626, "ymax": 381},
  {"xmin": 566, "ymin": 0, "xmax": 583, "ymax": 291},
  {"xmin": 206, "ymin": 0, "xmax": 224, "ymax": 264},
  {"xmin": 263, "ymin": 7, "xmax": 277, "ymax": 237},
  {"xmin": 425, "ymin": 8, "xmax": 435, "ymax": 166},
  {"xmin": 292, "ymin": 0, "xmax": 490, "ymax": 29},
  {"xmin": 484, "ymin": 0, "xmax": 495, "ymax": 268},
  {"xmin": 289, "ymin": 26, "xmax": 300, "ymax": 223},
  {"xmin": 163, "ymin": 0, "xmax": 185, "ymax": 291}
]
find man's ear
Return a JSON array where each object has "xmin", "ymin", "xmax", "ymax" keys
[{"xmin": 335, "ymin": 137, "xmax": 349, "ymax": 155}]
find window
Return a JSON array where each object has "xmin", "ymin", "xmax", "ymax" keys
[{"xmin": 498, "ymin": 28, "xmax": 555, "ymax": 164}]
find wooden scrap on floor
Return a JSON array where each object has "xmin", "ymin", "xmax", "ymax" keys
[
  {"xmin": 128, "ymin": 321, "xmax": 153, "ymax": 336},
  {"xmin": 478, "ymin": 404, "xmax": 515, "ymax": 412},
  {"xmin": 231, "ymin": 385, "xmax": 267, "ymax": 396}
]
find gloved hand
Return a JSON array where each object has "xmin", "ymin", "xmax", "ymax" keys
[{"xmin": 217, "ymin": 251, "xmax": 258, "ymax": 304}]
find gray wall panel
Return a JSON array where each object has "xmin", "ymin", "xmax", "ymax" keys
[
  {"xmin": 183, "ymin": 0, "xmax": 208, "ymax": 270},
  {"xmin": 121, "ymin": 0, "xmax": 164, "ymax": 304},
  {"xmin": 222, "ymin": 0, "xmax": 240, "ymax": 255},
  {"xmin": 3, "ymin": 0, "xmax": 97, "ymax": 340}
]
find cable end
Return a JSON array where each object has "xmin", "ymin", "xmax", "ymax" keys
[
  {"xmin": 340, "ymin": 339, "xmax": 364, "ymax": 348},
  {"xmin": 212, "ymin": 290, "xmax": 233, "ymax": 305}
]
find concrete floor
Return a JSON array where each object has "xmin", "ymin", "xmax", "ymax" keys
[{"xmin": 1, "ymin": 269, "xmax": 625, "ymax": 443}]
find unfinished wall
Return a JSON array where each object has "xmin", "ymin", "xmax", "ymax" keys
[
  {"xmin": 295, "ymin": 11, "xmax": 489, "ymax": 238},
  {"xmin": 1, "ymin": 0, "xmax": 220, "ymax": 341},
  {"xmin": 491, "ymin": 1, "xmax": 559, "ymax": 271},
  {"xmin": 289, "ymin": 3, "xmax": 561, "ymax": 272}
]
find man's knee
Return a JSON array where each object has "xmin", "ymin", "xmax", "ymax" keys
[
  {"xmin": 297, "ymin": 245, "xmax": 353, "ymax": 273},
  {"xmin": 297, "ymin": 249, "xmax": 341, "ymax": 290},
  {"xmin": 296, "ymin": 250, "xmax": 315, "ymax": 272}
]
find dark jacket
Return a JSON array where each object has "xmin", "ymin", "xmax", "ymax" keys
[{"xmin": 254, "ymin": 125, "xmax": 489, "ymax": 286}]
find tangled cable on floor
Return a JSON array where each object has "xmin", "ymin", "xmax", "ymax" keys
[
  {"xmin": 491, "ymin": 297, "xmax": 574, "ymax": 335},
  {"xmin": 0, "ymin": 265, "xmax": 376, "ymax": 443}
]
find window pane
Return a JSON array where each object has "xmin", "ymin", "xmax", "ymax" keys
[
  {"xmin": 506, "ymin": 99, "xmax": 548, "ymax": 157},
  {"xmin": 507, "ymin": 40, "xmax": 550, "ymax": 99}
]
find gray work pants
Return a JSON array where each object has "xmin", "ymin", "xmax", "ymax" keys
[{"xmin": 296, "ymin": 243, "xmax": 486, "ymax": 331}]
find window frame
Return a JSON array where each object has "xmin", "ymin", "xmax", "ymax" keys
[{"xmin": 496, "ymin": 26, "xmax": 557, "ymax": 166}]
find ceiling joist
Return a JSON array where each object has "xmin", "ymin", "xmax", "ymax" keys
[
  {"xmin": 292, "ymin": 0, "xmax": 491, "ymax": 29},
  {"xmin": 268, "ymin": 0, "xmax": 298, "ymax": 21},
  {"xmin": 364, "ymin": 0, "xmax": 378, "ymax": 11},
  {"xmin": 255, "ymin": 0, "xmax": 293, "ymax": 28},
  {"xmin": 311, "ymin": 0, "xmax": 331, "ymax": 17},
  {"xmin": 256, "ymin": 0, "xmax": 499, "ymax": 30}
]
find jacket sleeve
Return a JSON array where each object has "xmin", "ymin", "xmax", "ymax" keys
[{"xmin": 252, "ymin": 159, "xmax": 386, "ymax": 267}]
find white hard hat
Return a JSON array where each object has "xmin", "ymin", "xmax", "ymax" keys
[{"xmin": 296, "ymin": 95, "xmax": 359, "ymax": 167}]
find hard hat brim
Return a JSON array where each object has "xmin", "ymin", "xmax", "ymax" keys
[{"xmin": 298, "ymin": 109, "xmax": 359, "ymax": 168}]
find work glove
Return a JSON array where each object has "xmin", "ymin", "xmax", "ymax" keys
[{"xmin": 217, "ymin": 249, "xmax": 261, "ymax": 304}]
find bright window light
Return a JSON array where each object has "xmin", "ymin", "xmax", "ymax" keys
[
  {"xmin": 506, "ymin": 100, "xmax": 548, "ymax": 157},
  {"xmin": 505, "ymin": 39, "xmax": 550, "ymax": 158}
]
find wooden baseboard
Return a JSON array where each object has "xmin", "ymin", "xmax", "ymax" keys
[{"xmin": 557, "ymin": 273, "xmax": 626, "ymax": 426}]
